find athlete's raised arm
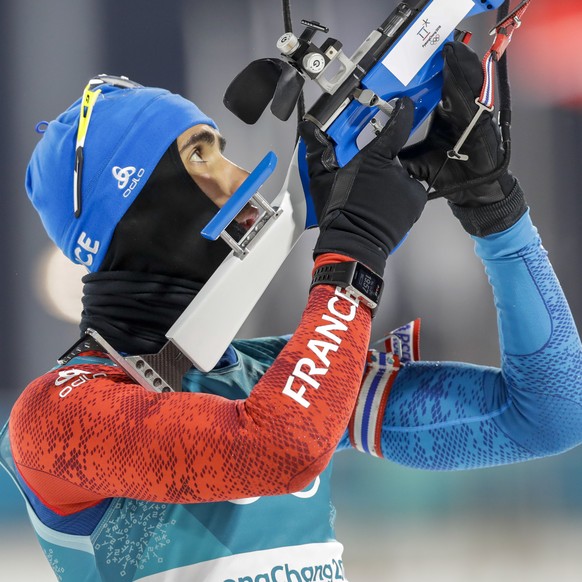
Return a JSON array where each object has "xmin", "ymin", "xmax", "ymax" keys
[{"xmin": 346, "ymin": 42, "xmax": 582, "ymax": 467}]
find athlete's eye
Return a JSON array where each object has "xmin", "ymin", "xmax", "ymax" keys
[{"xmin": 190, "ymin": 150, "xmax": 205, "ymax": 163}]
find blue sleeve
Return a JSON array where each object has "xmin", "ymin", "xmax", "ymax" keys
[{"xmin": 347, "ymin": 211, "xmax": 582, "ymax": 469}]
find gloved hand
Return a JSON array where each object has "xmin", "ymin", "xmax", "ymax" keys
[
  {"xmin": 299, "ymin": 98, "xmax": 427, "ymax": 276},
  {"xmin": 399, "ymin": 41, "xmax": 527, "ymax": 237}
]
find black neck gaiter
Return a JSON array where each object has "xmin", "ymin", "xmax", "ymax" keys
[
  {"xmin": 79, "ymin": 141, "xmax": 245, "ymax": 355},
  {"xmin": 80, "ymin": 271, "xmax": 201, "ymax": 354}
]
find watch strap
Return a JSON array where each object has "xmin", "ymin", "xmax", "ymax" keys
[{"xmin": 310, "ymin": 261, "xmax": 383, "ymax": 314}]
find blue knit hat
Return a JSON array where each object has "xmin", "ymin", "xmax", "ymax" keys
[{"xmin": 26, "ymin": 82, "xmax": 217, "ymax": 272}]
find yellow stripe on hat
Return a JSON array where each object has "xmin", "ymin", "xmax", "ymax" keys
[{"xmin": 76, "ymin": 84, "xmax": 101, "ymax": 148}]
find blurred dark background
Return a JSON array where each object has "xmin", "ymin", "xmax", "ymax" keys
[{"xmin": 1, "ymin": 1, "xmax": 581, "ymax": 579}]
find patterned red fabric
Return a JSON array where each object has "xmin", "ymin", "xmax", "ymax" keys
[{"xmin": 10, "ymin": 281, "xmax": 371, "ymax": 514}]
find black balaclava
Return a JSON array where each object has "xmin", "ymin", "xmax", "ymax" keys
[{"xmin": 80, "ymin": 141, "xmax": 245, "ymax": 355}]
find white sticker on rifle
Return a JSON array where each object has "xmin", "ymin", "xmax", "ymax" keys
[{"xmin": 382, "ymin": 0, "xmax": 474, "ymax": 86}]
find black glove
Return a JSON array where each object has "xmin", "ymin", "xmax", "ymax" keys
[
  {"xmin": 400, "ymin": 41, "xmax": 527, "ymax": 237},
  {"xmin": 299, "ymin": 98, "xmax": 427, "ymax": 276}
]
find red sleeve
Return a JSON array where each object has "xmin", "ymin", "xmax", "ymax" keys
[{"xmin": 10, "ymin": 260, "xmax": 371, "ymax": 514}]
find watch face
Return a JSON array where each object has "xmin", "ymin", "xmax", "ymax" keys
[{"xmin": 353, "ymin": 263, "xmax": 382, "ymax": 301}]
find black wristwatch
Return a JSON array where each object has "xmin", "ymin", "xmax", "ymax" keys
[{"xmin": 310, "ymin": 261, "xmax": 383, "ymax": 314}]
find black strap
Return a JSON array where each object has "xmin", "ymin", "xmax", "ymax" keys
[{"xmin": 281, "ymin": 0, "xmax": 306, "ymax": 143}]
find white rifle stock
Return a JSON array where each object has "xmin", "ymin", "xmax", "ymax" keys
[{"xmin": 167, "ymin": 143, "xmax": 309, "ymax": 372}]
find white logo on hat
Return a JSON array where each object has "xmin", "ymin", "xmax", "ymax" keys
[{"xmin": 112, "ymin": 166, "xmax": 136, "ymax": 189}]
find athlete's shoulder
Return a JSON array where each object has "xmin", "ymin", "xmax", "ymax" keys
[{"xmin": 10, "ymin": 354, "xmax": 131, "ymax": 432}]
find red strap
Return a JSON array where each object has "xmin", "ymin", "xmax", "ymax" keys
[
  {"xmin": 490, "ymin": 0, "xmax": 532, "ymax": 62},
  {"xmin": 312, "ymin": 252, "xmax": 357, "ymax": 273},
  {"xmin": 479, "ymin": 0, "xmax": 532, "ymax": 108}
]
